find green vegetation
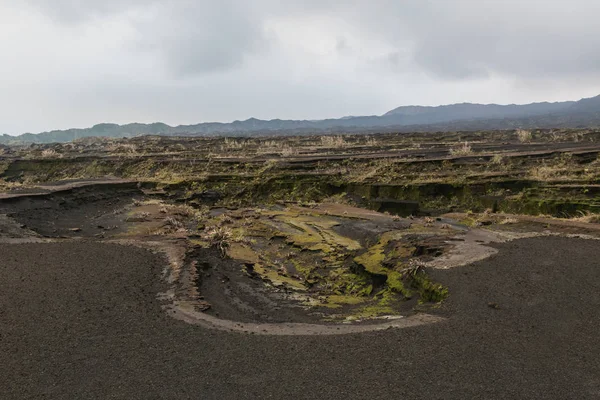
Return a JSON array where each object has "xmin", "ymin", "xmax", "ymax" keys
[{"xmin": 406, "ymin": 266, "xmax": 449, "ymax": 303}]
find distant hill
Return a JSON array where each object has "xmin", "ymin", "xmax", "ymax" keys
[
  {"xmin": 383, "ymin": 101, "xmax": 574, "ymax": 123},
  {"xmin": 2, "ymin": 95, "xmax": 600, "ymax": 144}
]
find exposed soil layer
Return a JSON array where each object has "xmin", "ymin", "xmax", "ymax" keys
[
  {"xmin": 0, "ymin": 183, "xmax": 453, "ymax": 323},
  {"xmin": 3, "ymin": 130, "xmax": 600, "ymax": 218},
  {"xmin": 0, "ymin": 182, "xmax": 144, "ymax": 237},
  {"xmin": 2, "ymin": 237, "xmax": 600, "ymax": 399},
  {"xmin": 187, "ymin": 245, "xmax": 322, "ymax": 324}
]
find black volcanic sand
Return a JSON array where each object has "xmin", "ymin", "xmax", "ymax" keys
[
  {"xmin": 0, "ymin": 184, "xmax": 144, "ymax": 238},
  {"xmin": 1, "ymin": 237, "xmax": 600, "ymax": 399}
]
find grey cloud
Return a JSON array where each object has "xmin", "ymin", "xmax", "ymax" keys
[
  {"xmin": 265, "ymin": 0, "xmax": 600, "ymax": 81},
  {"xmin": 24, "ymin": 0, "xmax": 155, "ymax": 21},
  {"xmin": 25, "ymin": 0, "xmax": 268, "ymax": 75},
  {"xmin": 354, "ymin": 0, "xmax": 600, "ymax": 80},
  {"xmin": 4, "ymin": 0, "xmax": 600, "ymax": 134},
  {"xmin": 134, "ymin": 2, "xmax": 268, "ymax": 76},
  {"xmin": 25, "ymin": 0, "xmax": 600, "ymax": 80}
]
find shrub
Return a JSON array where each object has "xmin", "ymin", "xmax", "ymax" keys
[
  {"xmin": 516, "ymin": 129, "xmax": 532, "ymax": 143},
  {"xmin": 449, "ymin": 142, "xmax": 472, "ymax": 156},
  {"xmin": 321, "ymin": 135, "xmax": 349, "ymax": 148},
  {"xmin": 491, "ymin": 154, "xmax": 504, "ymax": 164}
]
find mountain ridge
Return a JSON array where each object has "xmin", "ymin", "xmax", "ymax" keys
[{"xmin": 2, "ymin": 95, "xmax": 600, "ymax": 144}]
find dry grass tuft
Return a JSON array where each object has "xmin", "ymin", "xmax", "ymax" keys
[
  {"xmin": 204, "ymin": 226, "xmax": 233, "ymax": 255},
  {"xmin": 449, "ymin": 142, "xmax": 473, "ymax": 156},
  {"xmin": 221, "ymin": 138, "xmax": 250, "ymax": 150},
  {"xmin": 499, "ymin": 217, "xmax": 519, "ymax": 225},
  {"xmin": 40, "ymin": 149, "xmax": 63, "ymax": 158},
  {"xmin": 491, "ymin": 154, "xmax": 505, "ymax": 164},
  {"xmin": 516, "ymin": 129, "xmax": 532, "ymax": 143},
  {"xmin": 571, "ymin": 211, "xmax": 600, "ymax": 224},
  {"xmin": 320, "ymin": 135, "xmax": 349, "ymax": 148}
]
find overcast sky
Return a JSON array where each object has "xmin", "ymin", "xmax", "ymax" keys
[{"xmin": 1, "ymin": 0, "xmax": 599, "ymax": 134}]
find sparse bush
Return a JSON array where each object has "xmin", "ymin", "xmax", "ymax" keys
[
  {"xmin": 529, "ymin": 165, "xmax": 559, "ymax": 181},
  {"xmin": 0, "ymin": 180, "xmax": 23, "ymax": 191},
  {"xmin": 262, "ymin": 140, "xmax": 277, "ymax": 147},
  {"xmin": 558, "ymin": 152, "xmax": 574, "ymax": 166},
  {"xmin": 449, "ymin": 142, "xmax": 473, "ymax": 156},
  {"xmin": 204, "ymin": 226, "xmax": 231, "ymax": 242},
  {"xmin": 204, "ymin": 226, "xmax": 233, "ymax": 256},
  {"xmin": 491, "ymin": 154, "xmax": 505, "ymax": 164},
  {"xmin": 113, "ymin": 143, "xmax": 139, "ymax": 154},
  {"xmin": 320, "ymin": 135, "xmax": 349, "ymax": 148},
  {"xmin": 364, "ymin": 137, "xmax": 379, "ymax": 146},
  {"xmin": 573, "ymin": 211, "xmax": 600, "ymax": 223},
  {"xmin": 221, "ymin": 138, "xmax": 250, "ymax": 150},
  {"xmin": 549, "ymin": 131, "xmax": 562, "ymax": 142},
  {"xmin": 516, "ymin": 129, "xmax": 532, "ymax": 143},
  {"xmin": 163, "ymin": 216, "xmax": 185, "ymax": 233},
  {"xmin": 570, "ymin": 131, "xmax": 585, "ymax": 143},
  {"xmin": 40, "ymin": 148, "xmax": 60, "ymax": 158},
  {"xmin": 255, "ymin": 140, "xmax": 300, "ymax": 157},
  {"xmin": 231, "ymin": 228, "xmax": 250, "ymax": 244},
  {"xmin": 280, "ymin": 146, "xmax": 298, "ymax": 157},
  {"xmin": 164, "ymin": 216, "xmax": 178, "ymax": 226},
  {"xmin": 172, "ymin": 204, "xmax": 209, "ymax": 220},
  {"xmin": 404, "ymin": 262, "xmax": 449, "ymax": 303}
]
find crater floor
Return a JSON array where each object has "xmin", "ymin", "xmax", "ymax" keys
[{"xmin": 2, "ymin": 237, "xmax": 600, "ymax": 399}]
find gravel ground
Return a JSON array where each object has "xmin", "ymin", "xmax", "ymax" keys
[{"xmin": 1, "ymin": 237, "xmax": 599, "ymax": 399}]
